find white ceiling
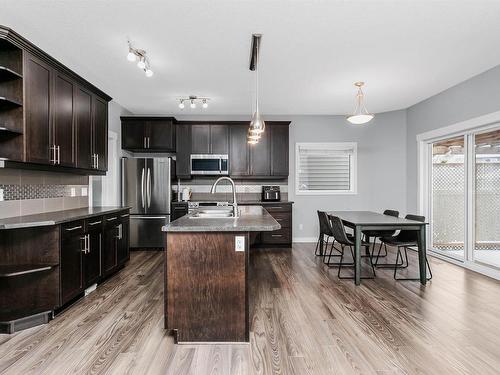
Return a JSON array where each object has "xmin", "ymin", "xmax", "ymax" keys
[{"xmin": 2, "ymin": 1, "xmax": 500, "ymax": 116}]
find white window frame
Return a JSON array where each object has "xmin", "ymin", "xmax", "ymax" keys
[{"xmin": 295, "ymin": 142, "xmax": 357, "ymax": 195}]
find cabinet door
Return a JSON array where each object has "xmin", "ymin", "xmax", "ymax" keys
[
  {"xmin": 271, "ymin": 124, "xmax": 289, "ymax": 176},
  {"xmin": 176, "ymin": 124, "xmax": 191, "ymax": 178},
  {"xmin": 229, "ymin": 125, "xmax": 250, "ymax": 176},
  {"xmin": 60, "ymin": 223, "xmax": 84, "ymax": 305},
  {"xmin": 25, "ymin": 53, "xmax": 52, "ymax": 164},
  {"xmin": 210, "ymin": 125, "xmax": 229, "ymax": 154},
  {"xmin": 92, "ymin": 95, "xmax": 108, "ymax": 171},
  {"xmin": 117, "ymin": 216, "xmax": 130, "ymax": 265},
  {"xmin": 250, "ymin": 130, "xmax": 271, "ymax": 176},
  {"xmin": 53, "ymin": 72, "xmax": 75, "ymax": 167},
  {"xmin": 84, "ymin": 224, "xmax": 102, "ymax": 287},
  {"xmin": 191, "ymin": 124, "xmax": 210, "ymax": 154},
  {"xmin": 148, "ymin": 119, "xmax": 175, "ymax": 151},
  {"xmin": 102, "ymin": 219, "xmax": 118, "ymax": 276},
  {"xmin": 122, "ymin": 120, "xmax": 146, "ymax": 150},
  {"xmin": 75, "ymin": 87, "xmax": 93, "ymax": 169}
]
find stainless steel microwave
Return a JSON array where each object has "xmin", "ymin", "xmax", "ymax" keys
[{"xmin": 190, "ymin": 154, "xmax": 229, "ymax": 175}]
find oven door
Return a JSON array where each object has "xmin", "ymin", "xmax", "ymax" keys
[{"xmin": 190, "ymin": 154, "xmax": 228, "ymax": 175}]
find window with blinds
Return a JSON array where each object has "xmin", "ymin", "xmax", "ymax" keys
[{"xmin": 295, "ymin": 142, "xmax": 357, "ymax": 194}]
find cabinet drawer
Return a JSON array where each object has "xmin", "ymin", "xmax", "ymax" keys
[
  {"xmin": 85, "ymin": 216, "xmax": 103, "ymax": 230},
  {"xmin": 269, "ymin": 212, "xmax": 290, "ymax": 228},
  {"xmin": 264, "ymin": 204, "xmax": 291, "ymax": 213},
  {"xmin": 61, "ymin": 220, "xmax": 85, "ymax": 237},
  {"xmin": 261, "ymin": 228, "xmax": 291, "ymax": 244},
  {"xmin": 104, "ymin": 213, "xmax": 120, "ymax": 226}
]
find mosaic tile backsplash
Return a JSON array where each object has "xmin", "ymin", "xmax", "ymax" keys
[
  {"xmin": 0, "ymin": 184, "xmax": 87, "ymax": 201},
  {"xmin": 0, "ymin": 169, "xmax": 89, "ymax": 219}
]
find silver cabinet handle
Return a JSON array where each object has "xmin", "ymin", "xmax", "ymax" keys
[
  {"xmin": 268, "ymin": 207, "xmax": 283, "ymax": 209},
  {"xmin": 144, "ymin": 137, "xmax": 147, "ymax": 149},
  {"xmin": 116, "ymin": 223, "xmax": 122, "ymax": 239},
  {"xmin": 147, "ymin": 168, "xmax": 151, "ymax": 208},
  {"xmin": 57, "ymin": 145, "xmax": 60, "ymax": 165},
  {"xmin": 50, "ymin": 145, "xmax": 56, "ymax": 164},
  {"xmin": 80, "ymin": 235, "xmax": 87, "ymax": 253},
  {"xmin": 87, "ymin": 234, "xmax": 91, "ymax": 254},
  {"xmin": 66, "ymin": 225, "xmax": 82, "ymax": 231},
  {"xmin": 120, "ymin": 213, "xmax": 129, "ymax": 218},
  {"xmin": 271, "ymin": 234, "xmax": 282, "ymax": 237},
  {"xmin": 141, "ymin": 167, "xmax": 145, "ymax": 208},
  {"xmin": 106, "ymin": 217, "xmax": 117, "ymax": 221},
  {"xmin": 88, "ymin": 220, "xmax": 101, "ymax": 226}
]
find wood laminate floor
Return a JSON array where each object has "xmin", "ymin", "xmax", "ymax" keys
[{"xmin": 2, "ymin": 244, "xmax": 500, "ymax": 374}]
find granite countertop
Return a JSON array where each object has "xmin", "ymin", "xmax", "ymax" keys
[
  {"xmin": 0, "ymin": 206, "xmax": 130, "ymax": 230},
  {"xmin": 162, "ymin": 205, "xmax": 281, "ymax": 232}
]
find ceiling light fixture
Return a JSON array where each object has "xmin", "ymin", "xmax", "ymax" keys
[
  {"xmin": 176, "ymin": 96, "xmax": 210, "ymax": 110},
  {"xmin": 347, "ymin": 82, "xmax": 374, "ymax": 125},
  {"xmin": 126, "ymin": 40, "xmax": 154, "ymax": 78},
  {"xmin": 248, "ymin": 34, "xmax": 265, "ymax": 144}
]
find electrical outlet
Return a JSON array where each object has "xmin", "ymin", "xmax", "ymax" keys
[
  {"xmin": 235, "ymin": 236, "xmax": 245, "ymax": 252},
  {"xmin": 70, "ymin": 187, "xmax": 76, "ymax": 197},
  {"xmin": 81, "ymin": 187, "xmax": 88, "ymax": 197}
]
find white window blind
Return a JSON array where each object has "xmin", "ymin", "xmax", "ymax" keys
[{"xmin": 296, "ymin": 143, "xmax": 357, "ymax": 195}]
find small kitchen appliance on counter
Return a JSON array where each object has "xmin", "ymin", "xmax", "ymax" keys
[{"xmin": 262, "ymin": 185, "xmax": 281, "ymax": 202}]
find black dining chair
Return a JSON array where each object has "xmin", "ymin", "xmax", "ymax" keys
[
  {"xmin": 379, "ymin": 214, "xmax": 432, "ymax": 281},
  {"xmin": 315, "ymin": 210, "xmax": 335, "ymax": 257},
  {"xmin": 362, "ymin": 209, "xmax": 400, "ymax": 262},
  {"xmin": 328, "ymin": 215, "xmax": 376, "ymax": 279}
]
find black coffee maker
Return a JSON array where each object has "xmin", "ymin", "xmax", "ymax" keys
[{"xmin": 262, "ymin": 186, "xmax": 281, "ymax": 202}]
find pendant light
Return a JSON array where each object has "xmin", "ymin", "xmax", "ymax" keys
[
  {"xmin": 248, "ymin": 34, "xmax": 265, "ymax": 143},
  {"xmin": 347, "ymin": 82, "xmax": 374, "ymax": 125}
]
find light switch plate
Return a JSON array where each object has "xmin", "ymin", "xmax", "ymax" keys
[{"xmin": 235, "ymin": 236, "xmax": 245, "ymax": 252}]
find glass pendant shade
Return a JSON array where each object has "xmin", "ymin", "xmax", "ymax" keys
[
  {"xmin": 347, "ymin": 82, "xmax": 374, "ymax": 125},
  {"xmin": 249, "ymin": 110, "xmax": 265, "ymax": 134}
]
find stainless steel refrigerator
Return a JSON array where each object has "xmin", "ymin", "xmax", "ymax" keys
[{"xmin": 121, "ymin": 157, "xmax": 175, "ymax": 248}]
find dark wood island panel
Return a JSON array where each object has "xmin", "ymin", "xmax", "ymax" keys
[{"xmin": 165, "ymin": 232, "xmax": 249, "ymax": 343}]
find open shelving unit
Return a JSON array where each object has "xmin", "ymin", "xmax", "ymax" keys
[{"xmin": 0, "ymin": 38, "xmax": 24, "ymax": 161}]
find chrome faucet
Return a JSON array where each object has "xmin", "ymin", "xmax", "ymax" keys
[{"xmin": 210, "ymin": 177, "xmax": 238, "ymax": 217}]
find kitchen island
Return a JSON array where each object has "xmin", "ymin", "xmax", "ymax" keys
[{"xmin": 162, "ymin": 205, "xmax": 280, "ymax": 343}]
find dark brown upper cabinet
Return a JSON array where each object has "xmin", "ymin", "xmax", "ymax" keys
[
  {"xmin": 75, "ymin": 87, "xmax": 93, "ymax": 170},
  {"xmin": 229, "ymin": 124, "xmax": 250, "ymax": 176},
  {"xmin": 250, "ymin": 129, "xmax": 271, "ymax": 176},
  {"xmin": 176, "ymin": 124, "xmax": 191, "ymax": 178},
  {"xmin": 0, "ymin": 26, "xmax": 111, "ymax": 175},
  {"xmin": 25, "ymin": 53, "xmax": 52, "ymax": 165},
  {"xmin": 54, "ymin": 72, "xmax": 76, "ymax": 167},
  {"xmin": 190, "ymin": 124, "xmax": 229, "ymax": 155},
  {"xmin": 270, "ymin": 123, "xmax": 289, "ymax": 177},
  {"xmin": 92, "ymin": 95, "xmax": 108, "ymax": 171},
  {"xmin": 121, "ymin": 117, "xmax": 175, "ymax": 152}
]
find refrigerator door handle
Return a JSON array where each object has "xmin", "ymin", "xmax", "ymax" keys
[
  {"xmin": 141, "ymin": 167, "xmax": 145, "ymax": 209},
  {"xmin": 147, "ymin": 168, "xmax": 151, "ymax": 208}
]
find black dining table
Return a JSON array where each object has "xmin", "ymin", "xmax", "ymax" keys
[{"xmin": 326, "ymin": 211, "xmax": 428, "ymax": 286}]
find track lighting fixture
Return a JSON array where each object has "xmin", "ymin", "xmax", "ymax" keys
[
  {"xmin": 177, "ymin": 96, "xmax": 210, "ymax": 110},
  {"xmin": 126, "ymin": 40, "xmax": 154, "ymax": 78}
]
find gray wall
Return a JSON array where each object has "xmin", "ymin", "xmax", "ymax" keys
[
  {"xmin": 288, "ymin": 112, "xmax": 407, "ymax": 240},
  {"xmin": 406, "ymin": 64, "xmax": 500, "ymax": 212}
]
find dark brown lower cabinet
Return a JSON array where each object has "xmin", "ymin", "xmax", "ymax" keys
[
  {"xmin": 103, "ymin": 212, "xmax": 130, "ymax": 275},
  {"xmin": 60, "ymin": 221, "xmax": 85, "ymax": 305},
  {"xmin": 84, "ymin": 218, "xmax": 102, "ymax": 287}
]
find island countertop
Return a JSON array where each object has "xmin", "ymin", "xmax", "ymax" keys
[{"xmin": 162, "ymin": 205, "xmax": 281, "ymax": 232}]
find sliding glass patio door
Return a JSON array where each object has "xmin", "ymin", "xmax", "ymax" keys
[
  {"xmin": 430, "ymin": 136, "xmax": 466, "ymax": 260},
  {"xmin": 427, "ymin": 125, "xmax": 500, "ymax": 268},
  {"xmin": 473, "ymin": 128, "xmax": 500, "ymax": 267}
]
